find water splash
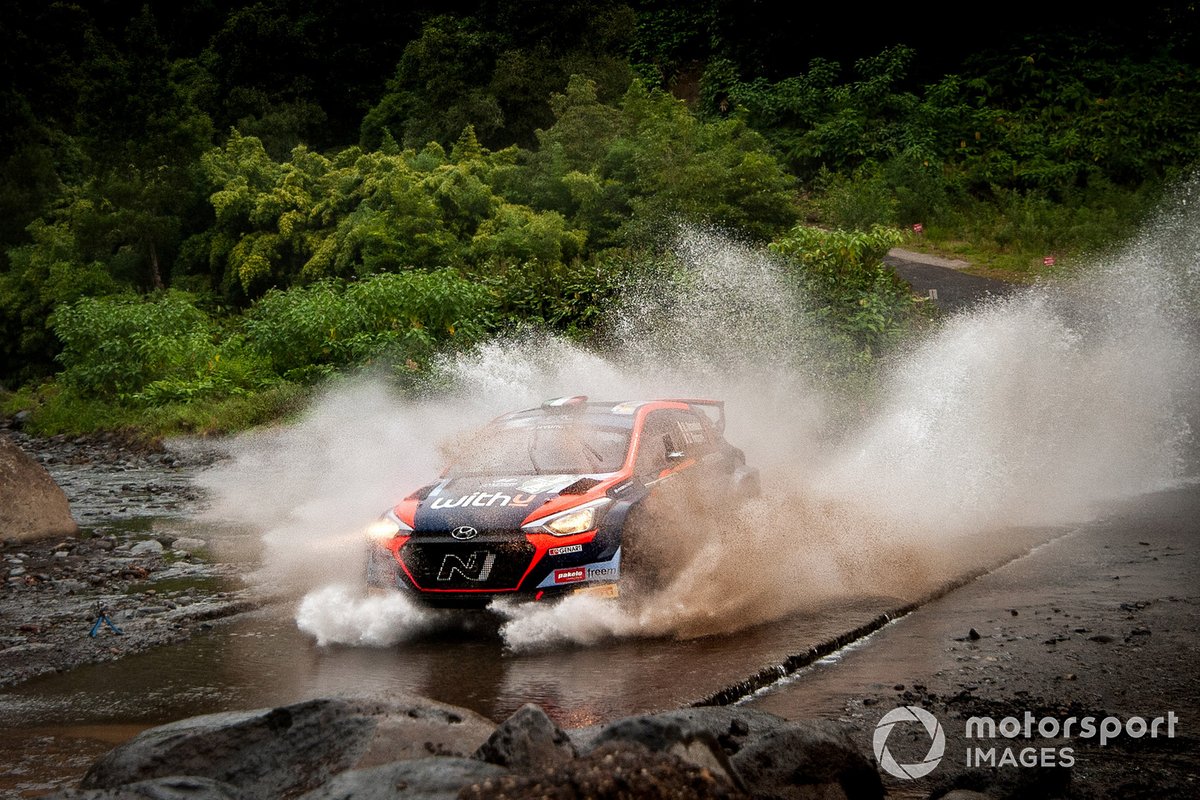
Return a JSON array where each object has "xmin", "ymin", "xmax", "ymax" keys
[
  {"xmin": 295, "ymin": 585, "xmax": 452, "ymax": 647},
  {"xmin": 201, "ymin": 196, "xmax": 1198, "ymax": 651}
]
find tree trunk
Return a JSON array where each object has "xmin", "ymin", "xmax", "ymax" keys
[{"xmin": 148, "ymin": 239, "xmax": 164, "ymax": 290}]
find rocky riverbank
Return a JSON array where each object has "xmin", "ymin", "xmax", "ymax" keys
[
  {"xmin": 0, "ymin": 422, "xmax": 254, "ymax": 688},
  {"xmin": 43, "ymin": 694, "xmax": 884, "ymax": 799}
]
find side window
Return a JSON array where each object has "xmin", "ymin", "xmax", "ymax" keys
[
  {"xmin": 669, "ymin": 410, "xmax": 713, "ymax": 457},
  {"xmin": 634, "ymin": 413, "xmax": 675, "ymax": 480}
]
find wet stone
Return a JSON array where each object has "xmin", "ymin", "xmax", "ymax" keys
[
  {"xmin": 296, "ymin": 758, "xmax": 508, "ymax": 800},
  {"xmin": 474, "ymin": 703, "xmax": 577, "ymax": 773}
]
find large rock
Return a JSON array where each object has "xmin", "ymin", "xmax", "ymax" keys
[
  {"xmin": 473, "ymin": 704, "xmax": 577, "ymax": 773},
  {"xmin": 460, "ymin": 740, "xmax": 747, "ymax": 799},
  {"xmin": 584, "ymin": 714, "xmax": 745, "ymax": 792},
  {"xmin": 573, "ymin": 707, "xmax": 792, "ymax": 757},
  {"xmin": 296, "ymin": 757, "xmax": 508, "ymax": 800},
  {"xmin": 81, "ymin": 695, "xmax": 495, "ymax": 799},
  {"xmin": 0, "ymin": 433, "xmax": 77, "ymax": 542},
  {"xmin": 729, "ymin": 720, "xmax": 884, "ymax": 800},
  {"xmin": 352, "ymin": 695, "xmax": 496, "ymax": 766},
  {"xmin": 46, "ymin": 775, "xmax": 242, "ymax": 799}
]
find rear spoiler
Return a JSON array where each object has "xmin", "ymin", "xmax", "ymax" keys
[{"xmin": 666, "ymin": 398, "xmax": 725, "ymax": 433}]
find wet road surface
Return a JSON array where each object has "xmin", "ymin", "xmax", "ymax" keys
[{"xmin": 743, "ymin": 482, "xmax": 1200, "ymax": 798}]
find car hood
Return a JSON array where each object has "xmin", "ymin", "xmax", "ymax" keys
[{"xmin": 411, "ymin": 474, "xmax": 605, "ymax": 532}]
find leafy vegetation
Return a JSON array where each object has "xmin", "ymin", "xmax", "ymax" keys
[
  {"xmin": 1, "ymin": 1, "xmax": 1196, "ymax": 435},
  {"xmin": 770, "ymin": 225, "xmax": 920, "ymax": 355}
]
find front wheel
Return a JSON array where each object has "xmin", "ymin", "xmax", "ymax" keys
[{"xmin": 617, "ymin": 502, "xmax": 689, "ymax": 600}]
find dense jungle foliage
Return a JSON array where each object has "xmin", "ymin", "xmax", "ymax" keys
[{"xmin": 1, "ymin": 1, "xmax": 1197, "ymax": 434}]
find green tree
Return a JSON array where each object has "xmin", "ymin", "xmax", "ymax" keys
[
  {"xmin": 0, "ymin": 218, "xmax": 118, "ymax": 381},
  {"xmin": 361, "ymin": 2, "xmax": 633, "ymax": 151},
  {"xmin": 512, "ymin": 76, "xmax": 797, "ymax": 246}
]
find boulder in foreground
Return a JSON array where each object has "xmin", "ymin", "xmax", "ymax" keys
[{"xmin": 80, "ymin": 695, "xmax": 496, "ymax": 799}]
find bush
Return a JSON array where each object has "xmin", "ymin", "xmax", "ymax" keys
[
  {"xmin": 483, "ymin": 255, "xmax": 627, "ymax": 337},
  {"xmin": 770, "ymin": 224, "xmax": 920, "ymax": 353},
  {"xmin": 244, "ymin": 270, "xmax": 491, "ymax": 377},
  {"xmin": 54, "ymin": 291, "xmax": 218, "ymax": 398},
  {"xmin": 53, "ymin": 291, "xmax": 275, "ymax": 404},
  {"xmin": 816, "ymin": 166, "xmax": 898, "ymax": 229}
]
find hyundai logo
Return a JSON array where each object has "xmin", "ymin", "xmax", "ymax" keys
[{"xmin": 451, "ymin": 526, "xmax": 479, "ymax": 540}]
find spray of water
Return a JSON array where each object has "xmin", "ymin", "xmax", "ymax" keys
[{"xmin": 200, "ymin": 188, "xmax": 1198, "ymax": 652}]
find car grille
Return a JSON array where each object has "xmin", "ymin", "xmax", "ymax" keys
[{"xmin": 399, "ymin": 536, "xmax": 535, "ymax": 591}]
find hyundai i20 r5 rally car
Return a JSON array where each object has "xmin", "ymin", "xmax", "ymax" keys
[{"xmin": 366, "ymin": 396, "xmax": 759, "ymax": 607}]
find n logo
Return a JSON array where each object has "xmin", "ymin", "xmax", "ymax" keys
[{"xmin": 437, "ymin": 551, "xmax": 496, "ymax": 582}]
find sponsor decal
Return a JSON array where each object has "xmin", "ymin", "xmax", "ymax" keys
[
  {"xmin": 436, "ymin": 551, "xmax": 496, "ymax": 582},
  {"xmin": 553, "ymin": 567, "xmax": 587, "ymax": 584},
  {"xmin": 429, "ymin": 492, "xmax": 536, "ymax": 509},
  {"xmin": 675, "ymin": 418, "xmax": 706, "ymax": 446},
  {"xmin": 548, "ymin": 544, "xmax": 584, "ymax": 556},
  {"xmin": 536, "ymin": 548, "xmax": 621, "ymax": 589},
  {"xmin": 450, "ymin": 526, "xmax": 478, "ymax": 540}
]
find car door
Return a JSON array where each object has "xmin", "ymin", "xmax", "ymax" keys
[{"xmin": 633, "ymin": 409, "xmax": 709, "ymax": 506}]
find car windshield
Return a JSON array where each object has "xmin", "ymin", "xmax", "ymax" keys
[{"xmin": 446, "ymin": 418, "xmax": 631, "ymax": 476}]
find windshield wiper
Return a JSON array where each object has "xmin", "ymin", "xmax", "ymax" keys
[
  {"xmin": 580, "ymin": 441, "xmax": 605, "ymax": 471},
  {"xmin": 527, "ymin": 429, "xmax": 544, "ymax": 474}
]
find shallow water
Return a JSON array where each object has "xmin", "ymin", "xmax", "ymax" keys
[{"xmin": 0, "ymin": 516, "xmax": 1059, "ymax": 796}]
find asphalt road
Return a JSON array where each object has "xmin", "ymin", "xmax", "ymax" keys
[
  {"xmin": 885, "ymin": 248, "xmax": 1014, "ymax": 314},
  {"xmin": 748, "ymin": 482, "xmax": 1200, "ymax": 798}
]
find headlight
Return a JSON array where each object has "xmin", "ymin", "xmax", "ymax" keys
[
  {"xmin": 523, "ymin": 498, "xmax": 611, "ymax": 536},
  {"xmin": 366, "ymin": 510, "xmax": 412, "ymax": 539}
]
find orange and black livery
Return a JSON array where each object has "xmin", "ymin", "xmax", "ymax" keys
[{"xmin": 366, "ymin": 397, "xmax": 759, "ymax": 606}]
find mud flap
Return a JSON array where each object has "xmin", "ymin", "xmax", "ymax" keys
[{"xmin": 573, "ymin": 583, "xmax": 619, "ymax": 599}]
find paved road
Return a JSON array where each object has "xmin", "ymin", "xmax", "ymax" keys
[
  {"xmin": 885, "ymin": 248, "xmax": 1014, "ymax": 313},
  {"xmin": 748, "ymin": 482, "xmax": 1200, "ymax": 797}
]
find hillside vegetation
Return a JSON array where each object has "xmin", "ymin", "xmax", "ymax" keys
[{"xmin": 1, "ymin": 1, "xmax": 1196, "ymax": 435}]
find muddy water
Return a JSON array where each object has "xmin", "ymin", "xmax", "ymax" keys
[
  {"xmin": 0, "ymin": 582, "xmax": 897, "ymax": 797},
  {"xmin": 0, "ymin": 504, "xmax": 1061, "ymax": 797},
  {"xmin": 1, "ymin": 593, "xmax": 897, "ymax": 730}
]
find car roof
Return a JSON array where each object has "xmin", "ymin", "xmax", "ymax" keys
[{"xmin": 497, "ymin": 398, "xmax": 722, "ymax": 430}]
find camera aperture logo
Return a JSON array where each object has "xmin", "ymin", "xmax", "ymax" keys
[
  {"xmin": 874, "ymin": 706, "xmax": 1180, "ymax": 779},
  {"xmin": 873, "ymin": 705, "xmax": 946, "ymax": 779}
]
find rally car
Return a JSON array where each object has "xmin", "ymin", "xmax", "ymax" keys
[{"xmin": 365, "ymin": 396, "xmax": 759, "ymax": 606}]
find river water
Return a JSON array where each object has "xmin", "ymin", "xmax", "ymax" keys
[{"xmin": 0, "ymin": 491, "xmax": 1058, "ymax": 797}]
